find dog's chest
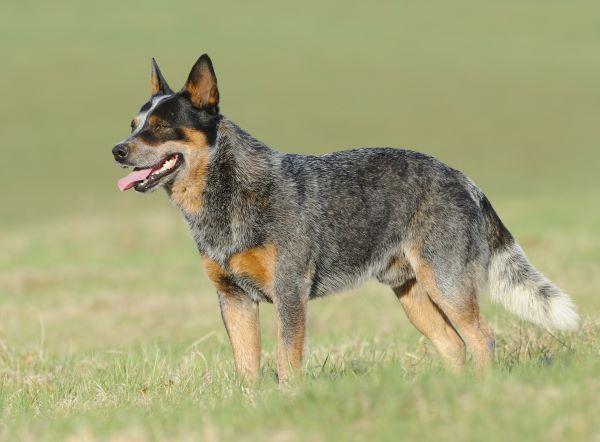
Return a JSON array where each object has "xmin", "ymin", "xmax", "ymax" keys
[{"xmin": 177, "ymin": 188, "xmax": 278, "ymax": 304}]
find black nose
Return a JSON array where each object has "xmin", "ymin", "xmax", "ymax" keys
[{"xmin": 112, "ymin": 143, "xmax": 129, "ymax": 160}]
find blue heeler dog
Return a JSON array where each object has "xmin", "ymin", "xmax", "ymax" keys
[{"xmin": 112, "ymin": 54, "xmax": 578, "ymax": 381}]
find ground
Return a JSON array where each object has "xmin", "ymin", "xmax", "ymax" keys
[{"xmin": 1, "ymin": 1, "xmax": 599, "ymax": 440}]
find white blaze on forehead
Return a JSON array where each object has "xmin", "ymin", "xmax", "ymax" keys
[{"xmin": 131, "ymin": 94, "xmax": 172, "ymax": 136}]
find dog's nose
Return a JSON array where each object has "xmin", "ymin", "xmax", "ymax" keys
[{"xmin": 112, "ymin": 144, "xmax": 129, "ymax": 160}]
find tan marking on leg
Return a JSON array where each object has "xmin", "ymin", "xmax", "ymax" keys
[
  {"xmin": 203, "ymin": 257, "xmax": 261, "ymax": 380},
  {"xmin": 218, "ymin": 291, "xmax": 261, "ymax": 381},
  {"xmin": 229, "ymin": 243, "xmax": 277, "ymax": 292},
  {"xmin": 442, "ymin": 303, "xmax": 494, "ymax": 370},
  {"xmin": 406, "ymin": 245, "xmax": 495, "ymax": 370},
  {"xmin": 395, "ymin": 279, "xmax": 465, "ymax": 372}
]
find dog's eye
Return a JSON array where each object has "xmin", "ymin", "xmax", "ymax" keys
[{"xmin": 130, "ymin": 120, "xmax": 136, "ymax": 132}]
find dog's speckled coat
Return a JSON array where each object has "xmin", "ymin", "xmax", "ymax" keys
[{"xmin": 113, "ymin": 55, "xmax": 578, "ymax": 380}]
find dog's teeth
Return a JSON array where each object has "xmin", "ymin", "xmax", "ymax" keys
[{"xmin": 150, "ymin": 156, "xmax": 177, "ymax": 178}]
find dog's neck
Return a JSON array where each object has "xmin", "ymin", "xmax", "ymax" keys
[{"xmin": 170, "ymin": 117, "xmax": 280, "ymax": 261}]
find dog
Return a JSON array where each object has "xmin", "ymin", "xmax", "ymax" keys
[{"xmin": 112, "ymin": 54, "xmax": 578, "ymax": 381}]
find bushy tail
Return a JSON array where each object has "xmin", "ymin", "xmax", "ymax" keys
[{"xmin": 481, "ymin": 196, "xmax": 579, "ymax": 331}]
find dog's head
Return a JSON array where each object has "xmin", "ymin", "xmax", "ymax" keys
[{"xmin": 112, "ymin": 54, "xmax": 219, "ymax": 194}]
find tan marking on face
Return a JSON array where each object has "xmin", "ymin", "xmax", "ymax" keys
[
  {"xmin": 167, "ymin": 128, "xmax": 210, "ymax": 214},
  {"xmin": 229, "ymin": 243, "xmax": 277, "ymax": 292}
]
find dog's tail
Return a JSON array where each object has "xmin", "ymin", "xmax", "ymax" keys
[{"xmin": 481, "ymin": 196, "xmax": 578, "ymax": 330}]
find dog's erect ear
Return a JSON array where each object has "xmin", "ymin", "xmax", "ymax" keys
[
  {"xmin": 183, "ymin": 54, "xmax": 219, "ymax": 113},
  {"xmin": 151, "ymin": 58, "xmax": 173, "ymax": 97}
]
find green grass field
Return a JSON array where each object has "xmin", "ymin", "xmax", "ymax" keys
[{"xmin": 1, "ymin": 1, "xmax": 599, "ymax": 440}]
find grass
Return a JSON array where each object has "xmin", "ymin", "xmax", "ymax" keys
[
  {"xmin": 1, "ymin": 329, "xmax": 599, "ymax": 441},
  {"xmin": 1, "ymin": 0, "xmax": 600, "ymax": 440}
]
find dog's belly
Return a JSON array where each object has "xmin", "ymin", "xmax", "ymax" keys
[{"xmin": 308, "ymin": 254, "xmax": 416, "ymax": 299}]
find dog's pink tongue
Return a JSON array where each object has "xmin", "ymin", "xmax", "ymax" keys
[{"xmin": 117, "ymin": 168, "xmax": 153, "ymax": 191}]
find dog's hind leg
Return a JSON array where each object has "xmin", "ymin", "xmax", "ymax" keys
[
  {"xmin": 394, "ymin": 279, "xmax": 465, "ymax": 372},
  {"xmin": 406, "ymin": 248, "xmax": 495, "ymax": 370},
  {"xmin": 439, "ymin": 299, "xmax": 495, "ymax": 370}
]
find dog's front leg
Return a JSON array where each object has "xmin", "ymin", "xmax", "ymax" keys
[
  {"xmin": 217, "ymin": 291, "xmax": 261, "ymax": 382},
  {"xmin": 274, "ymin": 293, "xmax": 307, "ymax": 382}
]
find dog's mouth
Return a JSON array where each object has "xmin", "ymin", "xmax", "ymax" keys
[{"xmin": 117, "ymin": 153, "xmax": 183, "ymax": 192}]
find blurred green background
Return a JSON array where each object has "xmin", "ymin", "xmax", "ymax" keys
[
  {"xmin": 2, "ymin": 0, "xmax": 599, "ymax": 226},
  {"xmin": 1, "ymin": 1, "xmax": 599, "ymax": 440}
]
